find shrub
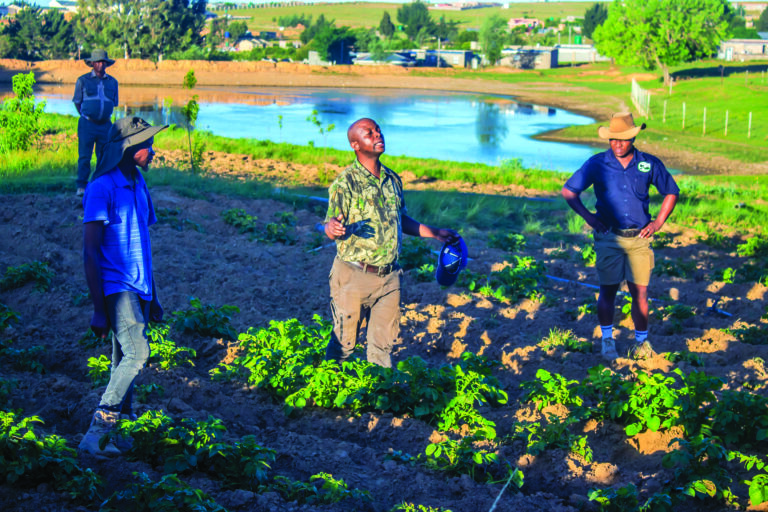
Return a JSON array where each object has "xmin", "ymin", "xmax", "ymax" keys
[{"xmin": 0, "ymin": 72, "xmax": 46, "ymax": 152}]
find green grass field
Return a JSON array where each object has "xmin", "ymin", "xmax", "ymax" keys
[
  {"xmin": 229, "ymin": 1, "xmax": 599, "ymax": 32},
  {"xmin": 433, "ymin": 60, "xmax": 768, "ymax": 163}
]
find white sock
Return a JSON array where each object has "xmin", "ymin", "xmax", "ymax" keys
[
  {"xmin": 600, "ymin": 325, "xmax": 613, "ymax": 340},
  {"xmin": 635, "ymin": 330, "xmax": 648, "ymax": 343}
]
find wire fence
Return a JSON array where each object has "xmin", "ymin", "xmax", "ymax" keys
[
  {"xmin": 630, "ymin": 73, "xmax": 767, "ymax": 141},
  {"xmin": 630, "ymin": 78, "xmax": 651, "ymax": 117}
]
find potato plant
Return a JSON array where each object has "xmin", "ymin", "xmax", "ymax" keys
[
  {"xmin": 488, "ymin": 232, "xmax": 526, "ymax": 252},
  {"xmin": 263, "ymin": 472, "xmax": 371, "ymax": 505},
  {"xmin": 172, "ymin": 297, "xmax": 239, "ymax": 340},
  {"xmin": 101, "ymin": 472, "xmax": 226, "ymax": 512},
  {"xmin": 0, "ymin": 338, "xmax": 45, "ymax": 373},
  {"xmin": 0, "ymin": 412, "xmax": 102, "ymax": 502},
  {"xmin": 86, "ymin": 354, "xmax": 111, "ymax": 386},
  {"xmin": 147, "ymin": 322, "xmax": 196, "ymax": 370},
  {"xmin": 0, "ymin": 260, "xmax": 55, "ymax": 292},
  {"xmin": 456, "ymin": 256, "xmax": 546, "ymax": 304},
  {"xmin": 111, "ymin": 411, "xmax": 275, "ymax": 489},
  {"xmin": 212, "ymin": 316, "xmax": 511, "ymax": 480}
]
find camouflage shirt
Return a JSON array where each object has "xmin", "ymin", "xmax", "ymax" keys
[{"xmin": 325, "ymin": 160, "xmax": 406, "ymax": 266}]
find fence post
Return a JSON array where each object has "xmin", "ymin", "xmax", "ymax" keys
[
  {"xmin": 748, "ymin": 112, "xmax": 752, "ymax": 139},
  {"xmin": 702, "ymin": 107, "xmax": 706, "ymax": 135},
  {"xmin": 682, "ymin": 102, "xmax": 686, "ymax": 130},
  {"xmin": 663, "ymin": 100, "xmax": 667, "ymax": 124},
  {"xmin": 646, "ymin": 94, "xmax": 651, "ymax": 119},
  {"xmin": 725, "ymin": 110, "xmax": 728, "ymax": 137},
  {"xmin": 745, "ymin": 70, "xmax": 749, "ymax": 85}
]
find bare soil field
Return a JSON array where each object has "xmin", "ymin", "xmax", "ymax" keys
[{"xmin": 1, "ymin": 152, "xmax": 766, "ymax": 511}]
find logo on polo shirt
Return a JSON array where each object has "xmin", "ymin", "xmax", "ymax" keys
[{"xmin": 638, "ymin": 162, "xmax": 651, "ymax": 173}]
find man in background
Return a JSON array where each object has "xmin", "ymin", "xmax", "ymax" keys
[{"xmin": 73, "ymin": 49, "xmax": 119, "ymax": 196}]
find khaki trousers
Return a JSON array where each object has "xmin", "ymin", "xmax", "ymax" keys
[{"xmin": 325, "ymin": 257, "xmax": 402, "ymax": 368}]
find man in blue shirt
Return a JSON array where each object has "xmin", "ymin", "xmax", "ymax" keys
[
  {"xmin": 562, "ymin": 112, "xmax": 679, "ymax": 361},
  {"xmin": 73, "ymin": 49, "xmax": 119, "ymax": 196},
  {"xmin": 79, "ymin": 116, "xmax": 166, "ymax": 457}
]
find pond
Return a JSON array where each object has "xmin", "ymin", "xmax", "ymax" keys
[{"xmin": 33, "ymin": 84, "xmax": 598, "ymax": 172}]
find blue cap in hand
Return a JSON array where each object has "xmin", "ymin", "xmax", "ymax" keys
[{"xmin": 435, "ymin": 238, "xmax": 468, "ymax": 286}]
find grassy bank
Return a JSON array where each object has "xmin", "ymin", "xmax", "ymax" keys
[
  {"xmin": 1, "ymin": 112, "xmax": 766, "ymax": 236},
  {"xmin": 442, "ymin": 61, "xmax": 768, "ymax": 165}
]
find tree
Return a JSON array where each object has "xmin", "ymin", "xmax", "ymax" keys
[
  {"xmin": 300, "ymin": 14, "xmax": 334, "ymax": 45},
  {"xmin": 593, "ymin": 0, "xmax": 730, "ymax": 86},
  {"xmin": 479, "ymin": 14, "xmax": 507, "ymax": 66},
  {"xmin": 74, "ymin": 0, "xmax": 205, "ymax": 61},
  {"xmin": 396, "ymin": 1, "xmax": 434, "ymax": 41},
  {"xmin": 1, "ymin": 6, "xmax": 76, "ymax": 60},
  {"xmin": 369, "ymin": 39, "xmax": 388, "ymax": 62},
  {"xmin": 758, "ymin": 7, "xmax": 768, "ymax": 31},
  {"xmin": 434, "ymin": 15, "xmax": 460, "ymax": 43},
  {"xmin": 312, "ymin": 25, "xmax": 355, "ymax": 64},
  {"xmin": 351, "ymin": 27, "xmax": 377, "ymax": 52},
  {"xmin": 379, "ymin": 11, "xmax": 394, "ymax": 39},
  {"xmin": 582, "ymin": 3, "xmax": 608, "ymax": 39},
  {"xmin": 40, "ymin": 10, "xmax": 77, "ymax": 59},
  {"xmin": 227, "ymin": 20, "xmax": 249, "ymax": 42}
]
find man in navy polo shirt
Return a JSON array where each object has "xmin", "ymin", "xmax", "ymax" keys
[
  {"xmin": 79, "ymin": 116, "xmax": 166, "ymax": 457},
  {"xmin": 561, "ymin": 112, "xmax": 679, "ymax": 361}
]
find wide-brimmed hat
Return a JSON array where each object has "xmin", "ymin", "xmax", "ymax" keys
[
  {"xmin": 92, "ymin": 117, "xmax": 167, "ymax": 180},
  {"xmin": 597, "ymin": 112, "xmax": 646, "ymax": 140},
  {"xmin": 84, "ymin": 49, "xmax": 115, "ymax": 67},
  {"xmin": 435, "ymin": 237, "xmax": 468, "ymax": 287}
]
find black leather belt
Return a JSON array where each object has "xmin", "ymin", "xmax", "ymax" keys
[
  {"xmin": 346, "ymin": 261, "xmax": 399, "ymax": 277},
  {"xmin": 82, "ymin": 115, "xmax": 109, "ymax": 125},
  {"xmin": 611, "ymin": 227, "xmax": 642, "ymax": 238}
]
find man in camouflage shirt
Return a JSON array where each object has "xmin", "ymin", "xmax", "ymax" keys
[{"xmin": 323, "ymin": 118, "xmax": 458, "ymax": 367}]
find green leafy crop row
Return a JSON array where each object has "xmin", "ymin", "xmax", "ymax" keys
[{"xmin": 211, "ymin": 315, "xmax": 513, "ymax": 481}]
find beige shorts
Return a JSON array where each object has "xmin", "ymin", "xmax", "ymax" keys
[{"xmin": 594, "ymin": 231, "xmax": 654, "ymax": 286}]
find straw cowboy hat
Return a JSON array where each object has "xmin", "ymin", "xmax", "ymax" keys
[
  {"xmin": 92, "ymin": 117, "xmax": 167, "ymax": 180},
  {"xmin": 597, "ymin": 112, "xmax": 646, "ymax": 140},
  {"xmin": 84, "ymin": 49, "xmax": 116, "ymax": 67}
]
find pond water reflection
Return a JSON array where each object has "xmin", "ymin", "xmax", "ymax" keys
[{"xmin": 34, "ymin": 85, "xmax": 598, "ymax": 171}]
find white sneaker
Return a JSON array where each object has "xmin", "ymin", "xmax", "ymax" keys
[
  {"xmin": 601, "ymin": 338, "xmax": 618, "ymax": 360},
  {"xmin": 630, "ymin": 341, "xmax": 655, "ymax": 360},
  {"xmin": 78, "ymin": 409, "xmax": 121, "ymax": 458}
]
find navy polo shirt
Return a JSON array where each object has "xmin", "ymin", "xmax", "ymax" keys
[
  {"xmin": 564, "ymin": 149, "xmax": 679, "ymax": 230},
  {"xmin": 83, "ymin": 168, "xmax": 157, "ymax": 300}
]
